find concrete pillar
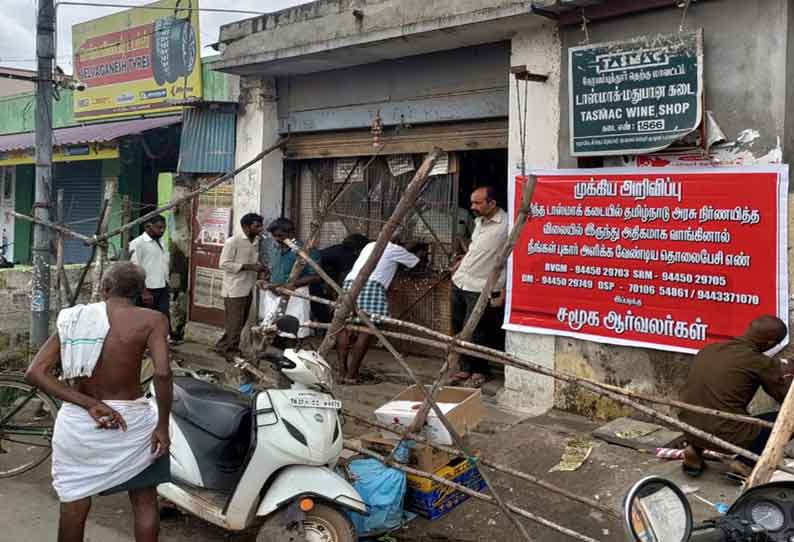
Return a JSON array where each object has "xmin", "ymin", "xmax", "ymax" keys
[
  {"xmin": 233, "ymin": 77, "xmax": 283, "ymax": 232},
  {"xmin": 498, "ymin": 24, "xmax": 562, "ymax": 415}
]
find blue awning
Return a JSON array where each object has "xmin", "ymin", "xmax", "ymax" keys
[{"xmin": 178, "ymin": 106, "xmax": 236, "ymax": 174}]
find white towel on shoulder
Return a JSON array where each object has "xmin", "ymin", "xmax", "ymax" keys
[
  {"xmin": 57, "ymin": 302, "xmax": 110, "ymax": 379},
  {"xmin": 52, "ymin": 398, "xmax": 159, "ymax": 502}
]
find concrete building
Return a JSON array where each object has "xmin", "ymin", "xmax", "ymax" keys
[
  {"xmin": 214, "ymin": 0, "xmax": 794, "ymax": 416},
  {"xmin": 0, "ymin": 68, "xmax": 35, "ymax": 98}
]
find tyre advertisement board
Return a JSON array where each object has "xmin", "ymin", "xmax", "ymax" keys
[
  {"xmin": 505, "ymin": 167, "xmax": 789, "ymax": 353},
  {"xmin": 72, "ymin": 0, "xmax": 202, "ymax": 120}
]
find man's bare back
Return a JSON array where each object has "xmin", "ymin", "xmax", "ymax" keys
[{"xmin": 77, "ymin": 301, "xmax": 169, "ymax": 401}]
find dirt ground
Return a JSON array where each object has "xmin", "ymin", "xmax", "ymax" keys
[{"xmin": 0, "ymin": 345, "xmax": 746, "ymax": 542}]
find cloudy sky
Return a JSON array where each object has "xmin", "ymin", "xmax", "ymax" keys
[{"xmin": 0, "ymin": 0, "xmax": 308, "ymax": 72}]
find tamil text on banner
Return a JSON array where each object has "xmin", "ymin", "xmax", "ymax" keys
[
  {"xmin": 569, "ymin": 31, "xmax": 703, "ymax": 157},
  {"xmin": 72, "ymin": 0, "xmax": 202, "ymax": 120},
  {"xmin": 505, "ymin": 167, "xmax": 789, "ymax": 353}
]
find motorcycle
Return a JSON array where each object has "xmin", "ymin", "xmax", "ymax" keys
[
  {"xmin": 149, "ymin": 316, "xmax": 366, "ymax": 542},
  {"xmin": 624, "ymin": 475, "xmax": 794, "ymax": 541}
]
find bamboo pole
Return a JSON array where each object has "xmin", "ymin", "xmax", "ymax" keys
[
  {"xmin": 14, "ymin": 138, "xmax": 289, "ymax": 248},
  {"xmin": 345, "ymin": 442, "xmax": 600, "ymax": 542},
  {"xmin": 317, "ymin": 148, "xmax": 443, "ymax": 358},
  {"xmin": 276, "ymin": 286, "xmax": 776, "ymax": 430},
  {"xmin": 13, "ymin": 211, "xmax": 94, "ymax": 245},
  {"xmin": 91, "ymin": 179, "xmax": 115, "ymax": 303},
  {"xmin": 411, "ymin": 175, "xmax": 535, "ymax": 434},
  {"xmin": 746, "ymin": 385, "xmax": 794, "ymax": 487},
  {"xmin": 120, "ymin": 195, "xmax": 131, "ymax": 260},
  {"xmin": 69, "ymin": 199, "xmax": 109, "ymax": 307},
  {"xmin": 286, "ymin": 239, "xmax": 535, "ymax": 541},
  {"xmin": 93, "ymin": 138, "xmax": 288, "ymax": 245},
  {"xmin": 342, "ymin": 410, "xmax": 619, "ymax": 519},
  {"xmin": 54, "ymin": 189, "xmax": 64, "ymax": 316},
  {"xmin": 308, "ymin": 320, "xmax": 793, "ymax": 472}
]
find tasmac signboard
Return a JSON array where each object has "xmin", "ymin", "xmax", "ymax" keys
[
  {"xmin": 569, "ymin": 31, "xmax": 703, "ymax": 156},
  {"xmin": 72, "ymin": 0, "xmax": 202, "ymax": 120}
]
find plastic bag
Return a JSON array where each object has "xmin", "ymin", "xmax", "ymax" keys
[{"xmin": 346, "ymin": 444, "xmax": 411, "ymax": 538}]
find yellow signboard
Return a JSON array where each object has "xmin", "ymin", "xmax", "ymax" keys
[
  {"xmin": 72, "ymin": 0, "xmax": 202, "ymax": 120},
  {"xmin": 0, "ymin": 142, "xmax": 119, "ymax": 166}
]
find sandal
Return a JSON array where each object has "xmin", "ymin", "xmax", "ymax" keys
[{"xmin": 465, "ymin": 373, "xmax": 487, "ymax": 388}]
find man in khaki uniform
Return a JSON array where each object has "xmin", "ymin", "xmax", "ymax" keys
[{"xmin": 680, "ymin": 315, "xmax": 792, "ymax": 477}]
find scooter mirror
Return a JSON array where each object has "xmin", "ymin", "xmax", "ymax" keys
[
  {"xmin": 623, "ymin": 476, "xmax": 693, "ymax": 542},
  {"xmin": 275, "ymin": 315, "xmax": 300, "ymax": 336}
]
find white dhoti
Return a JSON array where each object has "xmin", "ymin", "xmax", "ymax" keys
[
  {"xmin": 259, "ymin": 287, "xmax": 312, "ymax": 338},
  {"xmin": 52, "ymin": 398, "xmax": 159, "ymax": 502}
]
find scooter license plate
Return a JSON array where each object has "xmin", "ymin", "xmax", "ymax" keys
[{"xmin": 289, "ymin": 397, "xmax": 342, "ymax": 409}]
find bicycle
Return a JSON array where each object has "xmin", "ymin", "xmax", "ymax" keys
[{"xmin": 0, "ymin": 372, "xmax": 59, "ymax": 478}]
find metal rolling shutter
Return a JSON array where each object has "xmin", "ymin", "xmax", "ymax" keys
[{"xmin": 54, "ymin": 162, "xmax": 103, "ymax": 264}]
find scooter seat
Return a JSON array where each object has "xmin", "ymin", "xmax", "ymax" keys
[{"xmin": 171, "ymin": 376, "xmax": 251, "ymax": 439}]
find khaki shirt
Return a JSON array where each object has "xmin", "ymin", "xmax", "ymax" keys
[
  {"xmin": 452, "ymin": 208, "xmax": 508, "ymax": 293},
  {"xmin": 220, "ymin": 234, "xmax": 260, "ymax": 298},
  {"xmin": 679, "ymin": 338, "xmax": 789, "ymax": 448}
]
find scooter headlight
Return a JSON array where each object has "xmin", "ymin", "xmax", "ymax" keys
[{"xmin": 305, "ymin": 359, "xmax": 334, "ymax": 388}]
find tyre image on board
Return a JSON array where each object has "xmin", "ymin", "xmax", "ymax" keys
[
  {"xmin": 256, "ymin": 503, "xmax": 356, "ymax": 542},
  {"xmin": 151, "ymin": 16, "xmax": 197, "ymax": 86}
]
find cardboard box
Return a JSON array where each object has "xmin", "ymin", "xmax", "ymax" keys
[
  {"xmin": 359, "ymin": 431, "xmax": 454, "ymax": 473},
  {"xmin": 405, "ymin": 457, "xmax": 485, "ymax": 520},
  {"xmin": 374, "ymin": 386, "xmax": 483, "ymax": 446}
]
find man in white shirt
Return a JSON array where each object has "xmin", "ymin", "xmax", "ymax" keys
[
  {"xmin": 449, "ymin": 186, "xmax": 508, "ymax": 388},
  {"xmin": 129, "ymin": 215, "xmax": 170, "ymax": 322},
  {"xmin": 216, "ymin": 213, "xmax": 267, "ymax": 357},
  {"xmin": 337, "ymin": 240, "xmax": 427, "ymax": 383}
]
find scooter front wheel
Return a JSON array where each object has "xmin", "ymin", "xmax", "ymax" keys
[{"xmin": 256, "ymin": 503, "xmax": 355, "ymax": 542}]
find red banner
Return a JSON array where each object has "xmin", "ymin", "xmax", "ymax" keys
[{"xmin": 506, "ymin": 167, "xmax": 789, "ymax": 353}]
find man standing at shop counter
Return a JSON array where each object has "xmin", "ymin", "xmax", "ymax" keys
[{"xmin": 448, "ymin": 186, "xmax": 508, "ymax": 389}]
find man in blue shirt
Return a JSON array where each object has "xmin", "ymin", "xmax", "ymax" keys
[{"xmin": 258, "ymin": 218, "xmax": 321, "ymax": 337}]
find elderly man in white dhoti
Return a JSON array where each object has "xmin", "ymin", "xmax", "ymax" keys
[{"xmin": 25, "ymin": 262, "xmax": 173, "ymax": 542}]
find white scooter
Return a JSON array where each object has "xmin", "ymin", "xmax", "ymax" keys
[{"xmin": 149, "ymin": 316, "xmax": 366, "ymax": 542}]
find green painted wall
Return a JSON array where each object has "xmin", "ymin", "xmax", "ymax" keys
[
  {"xmin": 201, "ymin": 58, "xmax": 240, "ymax": 103},
  {"xmin": 0, "ymin": 59, "xmax": 237, "ymax": 136},
  {"xmin": 13, "ymin": 165, "xmax": 34, "ymax": 264},
  {"xmin": 0, "ymin": 89, "xmax": 75, "ymax": 135},
  {"xmin": 158, "ymin": 173, "xmax": 174, "ymax": 250}
]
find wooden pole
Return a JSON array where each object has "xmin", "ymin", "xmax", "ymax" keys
[
  {"xmin": 91, "ymin": 194, "xmax": 113, "ymax": 302},
  {"xmin": 345, "ymin": 442, "xmax": 600, "ymax": 542},
  {"xmin": 276, "ymin": 286, "xmax": 775, "ymax": 430},
  {"xmin": 120, "ymin": 195, "xmax": 131, "ymax": 260},
  {"xmin": 94, "ymin": 137, "xmax": 288, "ymax": 246},
  {"xmin": 309, "ymin": 320, "xmax": 790, "ymax": 472},
  {"xmin": 13, "ymin": 211, "xmax": 94, "ymax": 245},
  {"xmin": 746, "ymin": 385, "xmax": 794, "ymax": 487},
  {"xmin": 342, "ymin": 410, "xmax": 619, "ymax": 519},
  {"xmin": 411, "ymin": 175, "xmax": 535, "ymax": 434},
  {"xmin": 13, "ymin": 138, "xmax": 289, "ymax": 248},
  {"xmin": 69, "ymin": 199, "xmax": 109, "ymax": 306},
  {"xmin": 54, "ymin": 190, "xmax": 65, "ymax": 315},
  {"xmin": 318, "ymin": 148, "xmax": 443, "ymax": 357},
  {"xmin": 285, "ymin": 241, "xmax": 535, "ymax": 541}
]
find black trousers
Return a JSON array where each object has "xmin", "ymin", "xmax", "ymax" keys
[{"xmin": 450, "ymin": 286, "xmax": 505, "ymax": 375}]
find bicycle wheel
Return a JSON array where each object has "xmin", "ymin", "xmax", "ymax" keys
[{"xmin": 0, "ymin": 376, "xmax": 58, "ymax": 478}]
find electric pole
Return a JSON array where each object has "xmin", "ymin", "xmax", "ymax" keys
[{"xmin": 31, "ymin": 0, "xmax": 55, "ymax": 350}]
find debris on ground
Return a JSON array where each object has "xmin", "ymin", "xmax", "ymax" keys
[{"xmin": 550, "ymin": 438, "xmax": 594, "ymax": 472}]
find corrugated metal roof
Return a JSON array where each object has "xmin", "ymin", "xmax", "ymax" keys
[
  {"xmin": 0, "ymin": 115, "xmax": 182, "ymax": 152},
  {"xmin": 178, "ymin": 106, "xmax": 236, "ymax": 174}
]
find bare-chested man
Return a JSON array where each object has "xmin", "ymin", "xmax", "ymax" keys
[{"xmin": 26, "ymin": 262, "xmax": 173, "ymax": 542}]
